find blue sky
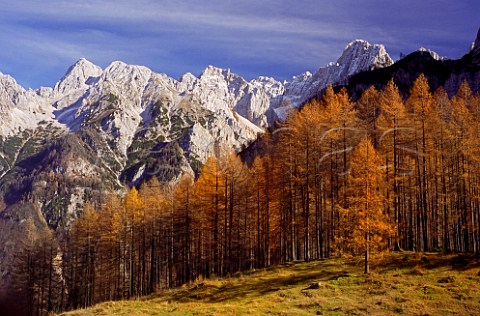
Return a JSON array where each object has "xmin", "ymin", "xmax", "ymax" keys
[{"xmin": 0, "ymin": 0, "xmax": 478, "ymax": 89}]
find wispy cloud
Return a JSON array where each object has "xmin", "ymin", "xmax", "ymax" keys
[{"xmin": 0, "ymin": 0, "xmax": 477, "ymax": 88}]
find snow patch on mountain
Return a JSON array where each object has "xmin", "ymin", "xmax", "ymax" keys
[
  {"xmin": 53, "ymin": 58, "xmax": 103, "ymax": 111},
  {"xmin": 0, "ymin": 73, "xmax": 57, "ymax": 135},
  {"xmin": 418, "ymin": 47, "xmax": 447, "ymax": 61}
]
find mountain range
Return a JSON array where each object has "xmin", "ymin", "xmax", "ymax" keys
[{"xmin": 0, "ymin": 39, "xmax": 394, "ymax": 226}]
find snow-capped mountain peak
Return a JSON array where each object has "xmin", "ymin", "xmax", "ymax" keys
[
  {"xmin": 54, "ymin": 58, "xmax": 102, "ymax": 95},
  {"xmin": 250, "ymin": 76, "xmax": 285, "ymax": 99},
  {"xmin": 101, "ymin": 61, "xmax": 152, "ymax": 89},
  {"xmin": 338, "ymin": 40, "xmax": 393, "ymax": 73},
  {"xmin": 271, "ymin": 39, "xmax": 393, "ymax": 120},
  {"xmin": 199, "ymin": 65, "xmax": 248, "ymax": 92},
  {"xmin": 418, "ymin": 47, "xmax": 447, "ymax": 61},
  {"xmin": 0, "ymin": 71, "xmax": 57, "ymax": 135},
  {"xmin": 0, "ymin": 73, "xmax": 26, "ymax": 113},
  {"xmin": 200, "ymin": 65, "xmax": 230, "ymax": 79}
]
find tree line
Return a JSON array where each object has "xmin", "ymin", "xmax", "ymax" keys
[{"xmin": 10, "ymin": 75, "xmax": 480, "ymax": 315}]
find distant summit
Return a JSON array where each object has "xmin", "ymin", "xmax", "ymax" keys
[
  {"xmin": 271, "ymin": 39, "xmax": 393, "ymax": 120},
  {"xmin": 418, "ymin": 47, "xmax": 446, "ymax": 61},
  {"xmin": 474, "ymin": 27, "xmax": 480, "ymax": 51},
  {"xmin": 54, "ymin": 58, "xmax": 102, "ymax": 94},
  {"xmin": 346, "ymin": 27, "xmax": 480, "ymax": 98}
]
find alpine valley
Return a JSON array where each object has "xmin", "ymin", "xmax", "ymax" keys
[{"xmin": 1, "ymin": 28, "xmax": 480, "ymax": 313}]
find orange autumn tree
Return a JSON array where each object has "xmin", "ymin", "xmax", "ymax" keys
[{"xmin": 346, "ymin": 137, "xmax": 395, "ymax": 273}]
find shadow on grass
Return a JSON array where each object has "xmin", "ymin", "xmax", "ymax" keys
[
  {"xmin": 160, "ymin": 260, "xmax": 356, "ymax": 303},
  {"xmin": 152, "ymin": 252, "xmax": 480, "ymax": 305},
  {"xmin": 373, "ymin": 252, "xmax": 480, "ymax": 274}
]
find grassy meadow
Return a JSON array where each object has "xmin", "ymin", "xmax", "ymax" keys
[{"xmin": 61, "ymin": 252, "xmax": 480, "ymax": 316}]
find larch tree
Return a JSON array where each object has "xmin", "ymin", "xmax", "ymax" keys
[
  {"xmin": 347, "ymin": 137, "xmax": 395, "ymax": 274},
  {"xmin": 250, "ymin": 155, "xmax": 276, "ymax": 267},
  {"xmin": 123, "ymin": 187, "xmax": 145, "ymax": 297},
  {"xmin": 139, "ymin": 178, "xmax": 169, "ymax": 293},
  {"xmin": 195, "ymin": 156, "xmax": 225, "ymax": 276},
  {"xmin": 11, "ymin": 219, "xmax": 64, "ymax": 316},
  {"xmin": 219, "ymin": 150, "xmax": 249, "ymax": 273},
  {"xmin": 450, "ymin": 82, "xmax": 479, "ymax": 252},
  {"xmin": 69, "ymin": 202, "xmax": 99, "ymax": 308},
  {"xmin": 357, "ymin": 86, "xmax": 381, "ymax": 147},
  {"xmin": 289, "ymin": 100, "xmax": 320, "ymax": 261},
  {"xmin": 407, "ymin": 74, "xmax": 435, "ymax": 251},
  {"xmin": 96, "ymin": 194, "xmax": 123, "ymax": 301},
  {"xmin": 377, "ymin": 79, "xmax": 407, "ymax": 251},
  {"xmin": 172, "ymin": 174, "xmax": 196, "ymax": 284}
]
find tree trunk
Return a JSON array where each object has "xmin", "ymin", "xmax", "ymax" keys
[{"xmin": 365, "ymin": 234, "xmax": 370, "ymax": 274}]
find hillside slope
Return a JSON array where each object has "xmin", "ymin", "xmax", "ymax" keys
[{"xmin": 61, "ymin": 252, "xmax": 480, "ymax": 316}]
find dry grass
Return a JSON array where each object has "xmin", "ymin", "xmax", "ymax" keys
[{"xmin": 61, "ymin": 252, "xmax": 480, "ymax": 316}]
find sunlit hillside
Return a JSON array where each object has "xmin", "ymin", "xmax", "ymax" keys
[{"xmin": 61, "ymin": 252, "xmax": 480, "ymax": 316}]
